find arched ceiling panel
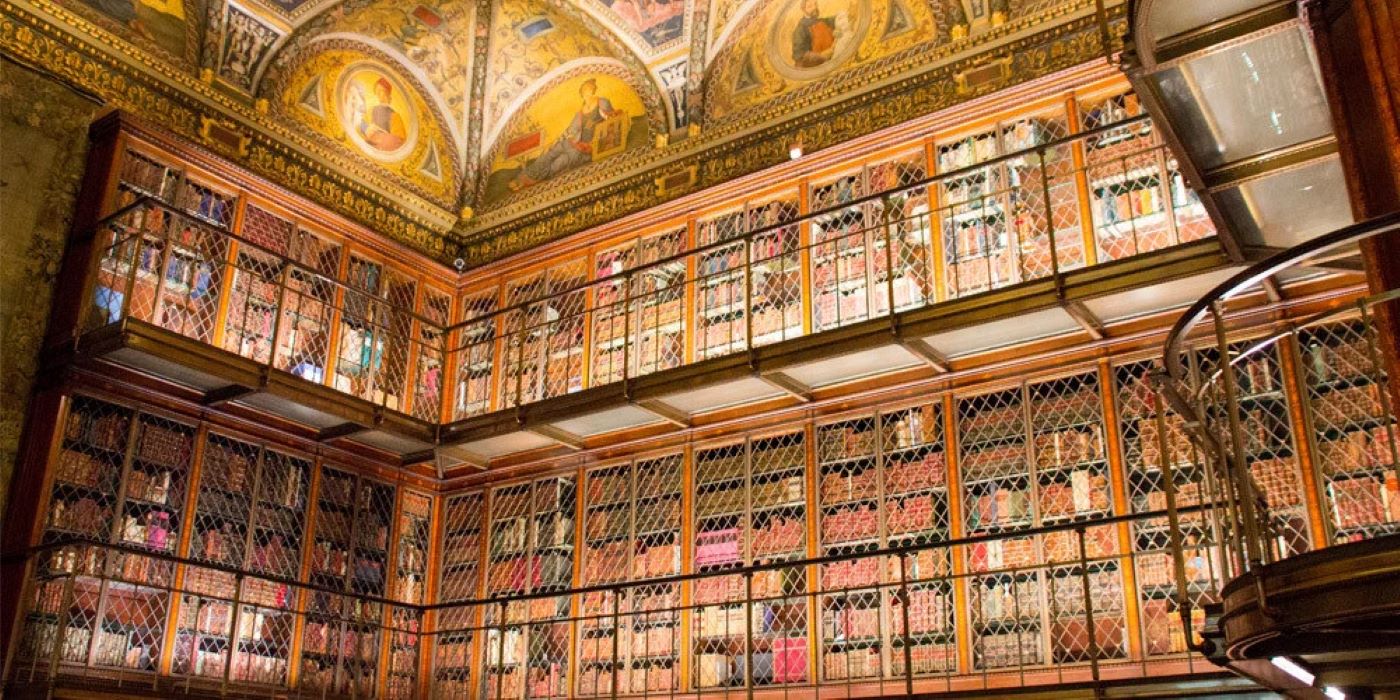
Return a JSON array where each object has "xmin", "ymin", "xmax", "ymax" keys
[
  {"xmin": 703, "ymin": 0, "xmax": 950, "ymax": 122},
  {"xmin": 270, "ymin": 42, "xmax": 461, "ymax": 205},
  {"xmin": 479, "ymin": 62, "xmax": 659, "ymax": 206},
  {"xmin": 263, "ymin": 0, "xmax": 474, "ymax": 146}
]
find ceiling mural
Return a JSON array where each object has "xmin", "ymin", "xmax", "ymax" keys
[
  {"xmin": 588, "ymin": 0, "xmax": 688, "ymax": 53},
  {"xmin": 703, "ymin": 0, "xmax": 942, "ymax": 121},
  {"xmin": 264, "ymin": 0, "xmax": 474, "ymax": 143},
  {"xmin": 275, "ymin": 45, "xmax": 460, "ymax": 203},
  {"xmin": 58, "ymin": 0, "xmax": 198, "ymax": 62},
  {"xmin": 481, "ymin": 0, "xmax": 617, "ymax": 142},
  {"xmin": 8, "ymin": 0, "xmax": 1115, "ymax": 263},
  {"xmin": 481, "ymin": 69, "xmax": 650, "ymax": 205}
]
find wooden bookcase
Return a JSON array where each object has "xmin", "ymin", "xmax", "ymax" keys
[
  {"xmin": 590, "ymin": 228, "xmax": 687, "ymax": 386},
  {"xmin": 300, "ymin": 465, "xmax": 397, "ymax": 697},
  {"xmin": 433, "ymin": 491, "xmax": 486, "ymax": 698},
  {"xmin": 1295, "ymin": 319, "xmax": 1400, "ymax": 542},
  {"xmin": 37, "ymin": 396, "xmax": 196, "ymax": 675},
  {"xmin": 577, "ymin": 454, "xmax": 684, "ymax": 696},
  {"xmin": 454, "ymin": 288, "xmax": 501, "ymax": 419},
  {"xmin": 815, "ymin": 401, "xmax": 953, "ymax": 681},
  {"xmin": 173, "ymin": 432, "xmax": 309, "ymax": 686},
  {"xmin": 692, "ymin": 430, "xmax": 810, "ymax": 689},
  {"xmin": 70, "ymin": 117, "xmax": 457, "ymax": 426},
  {"xmin": 483, "ymin": 475, "xmax": 577, "ymax": 699},
  {"xmin": 956, "ymin": 369, "xmax": 1124, "ymax": 670}
]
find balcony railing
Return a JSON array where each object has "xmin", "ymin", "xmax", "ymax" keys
[
  {"xmin": 1156, "ymin": 212, "xmax": 1400, "ymax": 644},
  {"xmin": 448, "ymin": 112, "xmax": 1216, "ymax": 419},
  {"xmin": 80, "ymin": 198, "xmax": 450, "ymax": 423},
  {"xmin": 11, "ymin": 501, "xmax": 1231, "ymax": 700},
  {"xmin": 54, "ymin": 111, "xmax": 1216, "ymax": 432},
  {"xmin": 9, "ymin": 538, "xmax": 427, "ymax": 698}
]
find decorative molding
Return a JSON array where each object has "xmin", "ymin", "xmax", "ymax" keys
[{"xmin": 454, "ymin": 6, "xmax": 1127, "ymax": 266}]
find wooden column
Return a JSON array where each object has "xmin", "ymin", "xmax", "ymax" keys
[{"xmin": 1308, "ymin": 0, "xmax": 1400, "ymax": 413}]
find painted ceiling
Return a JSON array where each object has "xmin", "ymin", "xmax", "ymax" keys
[{"xmin": 3, "ymin": 0, "xmax": 1119, "ymax": 262}]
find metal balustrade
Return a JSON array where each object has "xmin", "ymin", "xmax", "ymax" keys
[
  {"xmin": 81, "ymin": 198, "xmax": 450, "ymax": 422},
  {"xmin": 1156, "ymin": 211, "xmax": 1400, "ymax": 649},
  {"xmin": 447, "ymin": 111, "xmax": 1215, "ymax": 420},
  {"xmin": 10, "ymin": 500, "xmax": 1230, "ymax": 699},
  {"xmin": 50, "ymin": 110, "xmax": 1213, "ymax": 431}
]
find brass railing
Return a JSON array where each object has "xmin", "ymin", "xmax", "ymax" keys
[
  {"xmin": 447, "ymin": 112, "xmax": 1216, "ymax": 418},
  {"xmin": 1157, "ymin": 212, "xmax": 1400, "ymax": 645},
  {"xmin": 80, "ymin": 198, "xmax": 450, "ymax": 422},
  {"xmin": 11, "ymin": 501, "xmax": 1230, "ymax": 699},
  {"xmin": 58, "ymin": 110, "xmax": 1216, "ymax": 432}
]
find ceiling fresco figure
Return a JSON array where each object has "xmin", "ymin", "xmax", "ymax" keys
[{"xmin": 76, "ymin": 0, "xmax": 188, "ymax": 57}]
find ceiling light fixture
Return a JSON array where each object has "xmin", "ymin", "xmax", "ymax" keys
[
  {"xmin": 789, "ymin": 140, "xmax": 803, "ymax": 160},
  {"xmin": 1323, "ymin": 688, "xmax": 1345, "ymax": 700},
  {"xmin": 1269, "ymin": 657, "xmax": 1315, "ymax": 685}
]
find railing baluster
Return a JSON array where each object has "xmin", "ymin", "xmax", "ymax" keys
[
  {"xmin": 899, "ymin": 554, "xmax": 914, "ymax": 696},
  {"xmin": 1076, "ymin": 526, "xmax": 1102, "ymax": 698},
  {"xmin": 1039, "ymin": 147, "xmax": 1062, "ymax": 280}
]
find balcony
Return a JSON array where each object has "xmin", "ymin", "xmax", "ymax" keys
[
  {"xmin": 49, "ymin": 109, "xmax": 1239, "ymax": 472},
  {"xmin": 442, "ymin": 112, "xmax": 1237, "ymax": 467},
  {"xmin": 49, "ymin": 197, "xmax": 443, "ymax": 462}
]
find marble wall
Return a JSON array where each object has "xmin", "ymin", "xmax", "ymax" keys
[{"xmin": 0, "ymin": 58, "xmax": 99, "ymax": 515}]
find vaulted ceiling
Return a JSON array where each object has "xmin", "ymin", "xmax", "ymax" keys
[{"xmin": 5, "ymin": 0, "xmax": 1119, "ymax": 263}]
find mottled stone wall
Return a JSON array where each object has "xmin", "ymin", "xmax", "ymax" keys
[{"xmin": 0, "ymin": 58, "xmax": 98, "ymax": 515}]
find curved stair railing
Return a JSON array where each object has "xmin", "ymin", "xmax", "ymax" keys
[{"xmin": 1155, "ymin": 210, "xmax": 1400, "ymax": 657}]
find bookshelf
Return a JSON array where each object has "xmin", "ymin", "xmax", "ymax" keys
[
  {"xmin": 693, "ymin": 431, "xmax": 809, "ymax": 689},
  {"xmin": 591, "ymin": 228, "xmax": 687, "ymax": 385},
  {"xmin": 276, "ymin": 228, "xmax": 343, "ymax": 383},
  {"xmin": 413, "ymin": 288, "xmax": 452, "ymax": 421},
  {"xmin": 500, "ymin": 262, "xmax": 588, "ymax": 408},
  {"xmin": 958, "ymin": 384, "xmax": 1042, "ymax": 669},
  {"xmin": 1078, "ymin": 91, "xmax": 1211, "ymax": 262},
  {"xmin": 40, "ymin": 396, "xmax": 134, "ymax": 671},
  {"xmin": 378, "ymin": 269, "xmax": 421, "ymax": 413},
  {"xmin": 1027, "ymin": 373, "xmax": 1124, "ymax": 664},
  {"xmin": 101, "ymin": 149, "xmax": 236, "ymax": 345},
  {"xmin": 38, "ymin": 398, "xmax": 196, "ymax": 675},
  {"xmin": 301, "ymin": 466, "xmax": 397, "ymax": 697},
  {"xmin": 578, "ymin": 454, "xmax": 683, "ymax": 696},
  {"xmin": 485, "ymin": 476, "xmax": 577, "ymax": 699},
  {"xmin": 334, "ymin": 259, "xmax": 419, "ymax": 411},
  {"xmin": 809, "ymin": 152, "xmax": 932, "ymax": 333},
  {"xmin": 174, "ymin": 433, "xmax": 256, "ymax": 683},
  {"xmin": 810, "ymin": 171, "xmax": 872, "ymax": 332},
  {"xmin": 435, "ymin": 492, "xmax": 485, "ymax": 698},
  {"xmin": 815, "ymin": 401, "xmax": 954, "ymax": 681},
  {"xmin": 1211, "ymin": 342, "xmax": 1312, "ymax": 556},
  {"xmin": 935, "ymin": 108, "xmax": 1074, "ymax": 300},
  {"xmin": 387, "ymin": 491, "xmax": 433, "ymax": 699},
  {"xmin": 1297, "ymin": 320, "xmax": 1400, "ymax": 541},
  {"xmin": 869, "ymin": 152, "xmax": 934, "ymax": 317},
  {"xmin": 694, "ymin": 194, "xmax": 802, "ymax": 361},
  {"xmin": 336, "ymin": 255, "xmax": 387, "ymax": 403},
  {"xmin": 456, "ymin": 290, "xmax": 500, "ymax": 418},
  {"xmin": 223, "ymin": 204, "xmax": 293, "ymax": 364},
  {"xmin": 958, "ymin": 370, "xmax": 1125, "ymax": 670},
  {"xmin": 1113, "ymin": 359, "xmax": 1216, "ymax": 657}
]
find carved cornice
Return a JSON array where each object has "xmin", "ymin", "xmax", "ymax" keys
[
  {"xmin": 0, "ymin": 0, "xmax": 456, "ymax": 258},
  {"xmin": 456, "ymin": 5, "xmax": 1128, "ymax": 267}
]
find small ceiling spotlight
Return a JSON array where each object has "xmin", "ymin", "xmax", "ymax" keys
[
  {"xmin": 789, "ymin": 139, "xmax": 804, "ymax": 160},
  {"xmin": 1323, "ymin": 688, "xmax": 1346, "ymax": 700}
]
